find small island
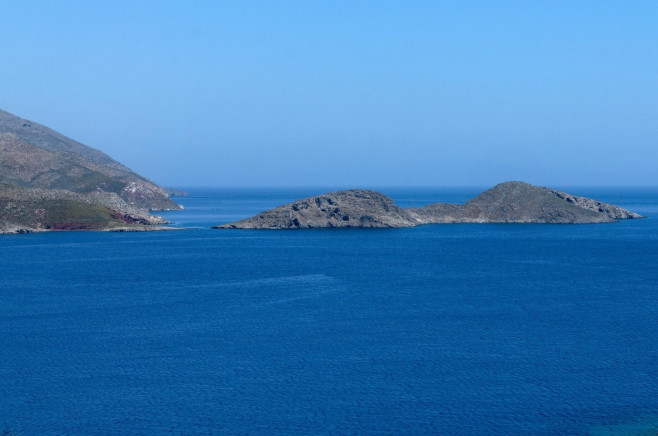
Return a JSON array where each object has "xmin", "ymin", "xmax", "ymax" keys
[{"xmin": 214, "ymin": 181, "xmax": 643, "ymax": 229}]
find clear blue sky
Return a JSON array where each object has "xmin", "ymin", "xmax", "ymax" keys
[{"xmin": 1, "ymin": 1, "xmax": 656, "ymax": 187}]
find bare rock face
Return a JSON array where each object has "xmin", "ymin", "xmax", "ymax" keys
[
  {"xmin": 215, "ymin": 182, "xmax": 643, "ymax": 229},
  {"xmin": 547, "ymin": 188, "xmax": 642, "ymax": 220},
  {"xmin": 0, "ymin": 220, "xmax": 41, "ymax": 234}
]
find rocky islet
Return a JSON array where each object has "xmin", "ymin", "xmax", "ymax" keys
[{"xmin": 214, "ymin": 182, "xmax": 642, "ymax": 229}]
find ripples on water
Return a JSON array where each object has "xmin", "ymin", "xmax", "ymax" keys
[{"xmin": 1, "ymin": 187, "xmax": 657, "ymax": 434}]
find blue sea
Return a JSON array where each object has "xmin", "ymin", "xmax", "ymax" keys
[{"xmin": 1, "ymin": 187, "xmax": 657, "ymax": 435}]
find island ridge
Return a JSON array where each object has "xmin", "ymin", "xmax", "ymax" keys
[{"xmin": 214, "ymin": 182, "xmax": 642, "ymax": 229}]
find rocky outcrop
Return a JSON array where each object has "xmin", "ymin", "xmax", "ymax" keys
[
  {"xmin": 547, "ymin": 188, "xmax": 639, "ymax": 220},
  {"xmin": 217, "ymin": 190, "xmax": 419, "ymax": 229},
  {"xmin": 443, "ymin": 181, "xmax": 642, "ymax": 224},
  {"xmin": 0, "ymin": 220, "xmax": 41, "ymax": 234},
  {"xmin": 214, "ymin": 182, "xmax": 643, "ymax": 229}
]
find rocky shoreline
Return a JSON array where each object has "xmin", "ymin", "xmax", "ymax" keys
[{"xmin": 0, "ymin": 108, "xmax": 645, "ymax": 234}]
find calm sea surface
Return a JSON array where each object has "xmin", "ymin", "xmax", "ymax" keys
[{"xmin": 1, "ymin": 187, "xmax": 657, "ymax": 435}]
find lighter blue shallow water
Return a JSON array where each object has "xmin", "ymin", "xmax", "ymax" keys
[{"xmin": 1, "ymin": 187, "xmax": 657, "ymax": 435}]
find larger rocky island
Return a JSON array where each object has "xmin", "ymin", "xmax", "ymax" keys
[
  {"xmin": 214, "ymin": 182, "xmax": 643, "ymax": 229},
  {"xmin": 0, "ymin": 109, "xmax": 181, "ymax": 234}
]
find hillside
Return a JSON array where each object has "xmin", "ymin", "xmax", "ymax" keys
[
  {"xmin": 0, "ymin": 109, "xmax": 181, "ymax": 233},
  {"xmin": 0, "ymin": 109, "xmax": 179, "ymax": 210}
]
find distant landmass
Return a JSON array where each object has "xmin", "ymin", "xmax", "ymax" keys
[
  {"xmin": 214, "ymin": 182, "xmax": 643, "ymax": 229},
  {"xmin": 162, "ymin": 187, "xmax": 189, "ymax": 197},
  {"xmin": 0, "ymin": 108, "xmax": 645, "ymax": 234},
  {"xmin": 0, "ymin": 109, "xmax": 181, "ymax": 233}
]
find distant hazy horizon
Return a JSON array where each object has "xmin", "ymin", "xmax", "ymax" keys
[{"xmin": 2, "ymin": 1, "xmax": 656, "ymax": 187}]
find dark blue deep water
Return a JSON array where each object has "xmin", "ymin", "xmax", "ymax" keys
[{"xmin": 1, "ymin": 187, "xmax": 657, "ymax": 435}]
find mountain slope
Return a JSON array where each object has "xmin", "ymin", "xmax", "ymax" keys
[
  {"xmin": 0, "ymin": 109, "xmax": 179, "ymax": 210},
  {"xmin": 0, "ymin": 108, "xmax": 181, "ymax": 233}
]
